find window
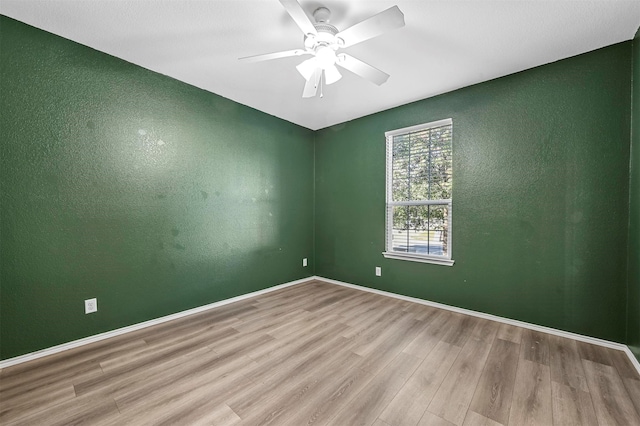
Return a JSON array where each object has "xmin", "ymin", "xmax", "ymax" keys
[{"xmin": 383, "ymin": 118, "xmax": 454, "ymax": 266}]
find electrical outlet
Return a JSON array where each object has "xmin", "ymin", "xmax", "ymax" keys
[
  {"xmin": 85, "ymin": 298, "xmax": 97, "ymax": 314},
  {"xmin": 303, "ymin": 258, "xmax": 308, "ymax": 267},
  {"xmin": 375, "ymin": 267, "xmax": 382, "ymax": 276}
]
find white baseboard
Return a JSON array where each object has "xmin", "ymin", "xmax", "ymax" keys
[
  {"xmin": 313, "ymin": 275, "xmax": 640, "ymax": 376},
  {"xmin": 0, "ymin": 276, "xmax": 314, "ymax": 369}
]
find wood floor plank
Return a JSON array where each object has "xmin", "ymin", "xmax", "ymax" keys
[
  {"xmin": 304, "ymin": 289, "xmax": 355, "ymax": 312},
  {"xmin": 352, "ymin": 316, "xmax": 428, "ymax": 376},
  {"xmin": 0, "ymin": 383, "xmax": 76, "ymax": 424},
  {"xmin": 507, "ymin": 359, "xmax": 552, "ymax": 426},
  {"xmin": 548, "ymin": 335, "xmax": 589, "ymax": 392},
  {"xmin": 402, "ymin": 310, "xmax": 451, "ymax": 358},
  {"xmin": 116, "ymin": 390, "xmax": 243, "ymax": 426},
  {"xmin": 342, "ymin": 300, "xmax": 405, "ymax": 340},
  {"xmin": 582, "ymin": 359, "xmax": 640, "ymax": 425},
  {"xmin": 461, "ymin": 410, "xmax": 503, "ymax": 426},
  {"xmin": 262, "ymin": 309, "xmax": 316, "ymax": 339},
  {"xmin": 244, "ymin": 315, "xmax": 345, "ymax": 364},
  {"xmin": 468, "ymin": 319, "xmax": 499, "ymax": 345},
  {"xmin": 0, "ymin": 338, "xmax": 146, "ymax": 390},
  {"xmin": 231, "ymin": 307, "xmax": 308, "ymax": 334},
  {"xmin": 338, "ymin": 294, "xmax": 386, "ymax": 327},
  {"xmin": 288, "ymin": 320, "xmax": 439, "ymax": 425},
  {"xmin": 209, "ymin": 328, "xmax": 276, "ymax": 359},
  {"xmin": 469, "ymin": 338, "xmax": 519, "ymax": 425},
  {"xmin": 520, "ymin": 329, "xmax": 549, "ymax": 366},
  {"xmin": 495, "ymin": 323, "xmax": 523, "ymax": 344},
  {"xmin": 576, "ymin": 341, "xmax": 612, "ymax": 365},
  {"xmin": 78, "ymin": 333, "xmax": 264, "ymax": 403},
  {"xmin": 550, "ymin": 381, "xmax": 597, "ymax": 426},
  {"xmin": 99, "ymin": 326, "xmax": 239, "ymax": 374},
  {"xmin": 113, "ymin": 352, "xmax": 257, "ymax": 412},
  {"xmin": 92, "ymin": 343, "xmax": 212, "ymax": 396},
  {"xmin": 237, "ymin": 351, "xmax": 365, "ymax": 425},
  {"xmin": 243, "ymin": 322, "xmax": 351, "ymax": 386},
  {"xmin": 168, "ymin": 403, "xmax": 241, "ymax": 426},
  {"xmin": 379, "ymin": 341, "xmax": 461, "ymax": 426},
  {"xmin": 418, "ymin": 411, "xmax": 457, "ymax": 426},
  {"xmin": 325, "ymin": 352, "xmax": 423, "ymax": 426},
  {"xmin": 622, "ymin": 377, "xmax": 640, "ymax": 418},
  {"xmin": 0, "ymin": 368, "xmax": 82, "ymax": 403},
  {"xmin": 137, "ymin": 303, "xmax": 251, "ymax": 344},
  {"xmin": 227, "ymin": 333, "xmax": 357, "ymax": 418},
  {"xmin": 442, "ymin": 313, "xmax": 479, "ymax": 348},
  {"xmin": 353, "ymin": 314, "xmax": 425, "ymax": 357},
  {"xmin": 5, "ymin": 394, "xmax": 121, "ymax": 426},
  {"xmin": 114, "ymin": 367, "xmax": 252, "ymax": 424},
  {"xmin": 144, "ymin": 319, "xmax": 240, "ymax": 349},
  {"xmin": 0, "ymin": 359, "xmax": 104, "ymax": 401},
  {"xmin": 315, "ymin": 289, "xmax": 366, "ymax": 314},
  {"xmin": 609, "ymin": 348, "xmax": 640, "ymax": 380},
  {"xmin": 279, "ymin": 363, "xmax": 372, "ymax": 426},
  {"xmin": 428, "ymin": 335, "xmax": 493, "ymax": 425},
  {"xmin": 405, "ymin": 303, "xmax": 440, "ymax": 322}
]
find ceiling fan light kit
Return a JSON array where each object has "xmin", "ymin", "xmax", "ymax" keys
[{"xmin": 239, "ymin": 0, "xmax": 405, "ymax": 98}]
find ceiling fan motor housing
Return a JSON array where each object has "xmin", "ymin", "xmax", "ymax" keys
[{"xmin": 304, "ymin": 11, "xmax": 343, "ymax": 54}]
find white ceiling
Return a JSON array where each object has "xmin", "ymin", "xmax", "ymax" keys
[{"xmin": 1, "ymin": 1, "xmax": 639, "ymax": 130}]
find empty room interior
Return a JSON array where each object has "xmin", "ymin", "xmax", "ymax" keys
[{"xmin": 1, "ymin": 1, "xmax": 640, "ymax": 425}]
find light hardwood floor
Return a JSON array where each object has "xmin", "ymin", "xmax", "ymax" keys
[{"xmin": 2, "ymin": 281, "xmax": 639, "ymax": 425}]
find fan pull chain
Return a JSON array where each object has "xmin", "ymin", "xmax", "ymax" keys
[{"xmin": 320, "ymin": 71, "xmax": 324, "ymax": 98}]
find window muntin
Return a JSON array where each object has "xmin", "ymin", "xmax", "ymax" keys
[{"xmin": 384, "ymin": 119, "xmax": 453, "ymax": 266}]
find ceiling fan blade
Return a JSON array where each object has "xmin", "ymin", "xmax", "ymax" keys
[
  {"xmin": 337, "ymin": 54, "xmax": 390, "ymax": 86},
  {"xmin": 302, "ymin": 68, "xmax": 321, "ymax": 98},
  {"xmin": 336, "ymin": 6, "xmax": 405, "ymax": 48},
  {"xmin": 324, "ymin": 65, "xmax": 342, "ymax": 85},
  {"xmin": 279, "ymin": 0, "xmax": 317, "ymax": 36},
  {"xmin": 239, "ymin": 49, "xmax": 308, "ymax": 63},
  {"xmin": 296, "ymin": 57, "xmax": 317, "ymax": 80}
]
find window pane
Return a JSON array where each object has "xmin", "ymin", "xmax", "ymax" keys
[
  {"xmin": 392, "ymin": 139, "xmax": 410, "ymax": 201},
  {"xmin": 391, "ymin": 204, "xmax": 449, "ymax": 256},
  {"xmin": 391, "ymin": 205, "xmax": 409, "ymax": 252},
  {"xmin": 391, "ymin": 125, "xmax": 452, "ymax": 202},
  {"xmin": 429, "ymin": 126, "xmax": 452, "ymax": 200}
]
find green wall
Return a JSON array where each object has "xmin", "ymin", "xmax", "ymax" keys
[
  {"xmin": 315, "ymin": 42, "xmax": 632, "ymax": 343},
  {"xmin": 0, "ymin": 16, "xmax": 314, "ymax": 360},
  {"xmin": 629, "ymin": 27, "xmax": 640, "ymax": 362}
]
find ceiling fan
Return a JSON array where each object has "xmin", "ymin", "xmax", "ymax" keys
[{"xmin": 239, "ymin": 0, "xmax": 405, "ymax": 98}]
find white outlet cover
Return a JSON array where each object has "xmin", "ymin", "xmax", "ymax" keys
[
  {"xmin": 375, "ymin": 267, "xmax": 382, "ymax": 276},
  {"xmin": 85, "ymin": 298, "xmax": 97, "ymax": 314},
  {"xmin": 303, "ymin": 258, "xmax": 308, "ymax": 267}
]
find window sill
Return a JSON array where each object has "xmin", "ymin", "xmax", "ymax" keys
[{"xmin": 382, "ymin": 252, "xmax": 455, "ymax": 266}]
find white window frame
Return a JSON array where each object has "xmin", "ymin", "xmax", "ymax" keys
[{"xmin": 383, "ymin": 118, "xmax": 454, "ymax": 266}]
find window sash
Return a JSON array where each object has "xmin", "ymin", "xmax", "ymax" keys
[
  {"xmin": 385, "ymin": 201, "xmax": 452, "ymax": 260},
  {"xmin": 389, "ymin": 124, "xmax": 452, "ymax": 202}
]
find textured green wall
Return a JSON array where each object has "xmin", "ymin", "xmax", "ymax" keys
[
  {"xmin": 0, "ymin": 16, "xmax": 314, "ymax": 360},
  {"xmin": 315, "ymin": 42, "xmax": 632, "ymax": 342},
  {"xmin": 629, "ymin": 27, "xmax": 640, "ymax": 362}
]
